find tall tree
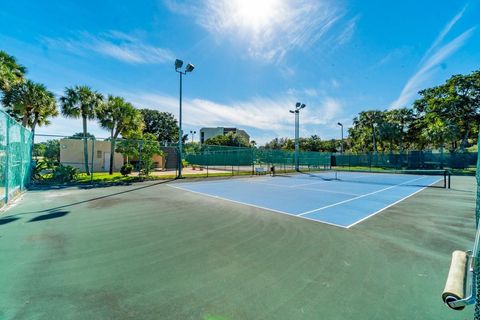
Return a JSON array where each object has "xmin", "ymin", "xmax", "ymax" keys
[
  {"xmin": 264, "ymin": 137, "xmax": 294, "ymax": 150},
  {"xmin": 349, "ymin": 110, "xmax": 384, "ymax": 152},
  {"xmin": 140, "ymin": 109, "xmax": 179, "ymax": 144},
  {"xmin": 385, "ymin": 108, "xmax": 414, "ymax": 151},
  {"xmin": 60, "ymin": 85, "xmax": 103, "ymax": 174},
  {"xmin": 205, "ymin": 132, "xmax": 250, "ymax": 147},
  {"xmin": 0, "ymin": 51, "xmax": 26, "ymax": 93},
  {"xmin": 414, "ymin": 71, "xmax": 480, "ymax": 151},
  {"xmin": 69, "ymin": 132, "xmax": 95, "ymax": 139},
  {"xmin": 2, "ymin": 80, "xmax": 58, "ymax": 141},
  {"xmin": 97, "ymin": 96, "xmax": 144, "ymax": 174}
]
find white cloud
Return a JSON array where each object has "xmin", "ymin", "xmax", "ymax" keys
[
  {"xmin": 390, "ymin": 7, "xmax": 476, "ymax": 109},
  {"xmin": 420, "ymin": 5, "xmax": 468, "ymax": 65},
  {"xmin": 376, "ymin": 47, "xmax": 409, "ymax": 67},
  {"xmin": 124, "ymin": 91, "xmax": 342, "ymax": 133},
  {"xmin": 335, "ymin": 15, "xmax": 359, "ymax": 45},
  {"xmin": 287, "ymin": 88, "xmax": 318, "ymax": 97},
  {"xmin": 331, "ymin": 79, "xmax": 340, "ymax": 88},
  {"xmin": 165, "ymin": 0, "xmax": 353, "ymax": 63},
  {"xmin": 35, "ymin": 91, "xmax": 343, "ymax": 143},
  {"xmin": 42, "ymin": 31, "xmax": 174, "ymax": 64},
  {"xmin": 390, "ymin": 27, "xmax": 475, "ymax": 109}
]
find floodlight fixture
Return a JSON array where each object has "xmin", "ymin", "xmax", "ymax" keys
[
  {"xmin": 337, "ymin": 122, "xmax": 342, "ymax": 126},
  {"xmin": 185, "ymin": 63, "xmax": 195, "ymax": 73},
  {"xmin": 289, "ymin": 110, "xmax": 295, "ymax": 114},
  {"xmin": 296, "ymin": 102, "xmax": 301, "ymax": 108},
  {"xmin": 175, "ymin": 59, "xmax": 183, "ymax": 70},
  {"xmin": 300, "ymin": 103, "xmax": 306, "ymax": 109}
]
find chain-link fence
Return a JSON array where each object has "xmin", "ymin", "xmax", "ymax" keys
[
  {"xmin": 333, "ymin": 151, "xmax": 477, "ymax": 172},
  {"xmin": 31, "ymin": 134, "xmax": 479, "ymax": 184},
  {"xmin": 184, "ymin": 146, "xmax": 331, "ymax": 176},
  {"xmin": 475, "ymin": 134, "xmax": 480, "ymax": 318},
  {"xmin": 32, "ymin": 134, "xmax": 180, "ymax": 183},
  {"xmin": 0, "ymin": 109, "xmax": 33, "ymax": 205}
]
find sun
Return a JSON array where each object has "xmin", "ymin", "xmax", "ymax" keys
[{"xmin": 229, "ymin": 0, "xmax": 283, "ymax": 31}]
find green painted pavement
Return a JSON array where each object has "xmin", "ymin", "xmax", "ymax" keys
[{"xmin": 0, "ymin": 177, "xmax": 476, "ymax": 320}]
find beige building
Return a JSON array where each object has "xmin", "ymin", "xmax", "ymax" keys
[
  {"xmin": 59, "ymin": 139, "xmax": 165, "ymax": 173},
  {"xmin": 60, "ymin": 139, "xmax": 124, "ymax": 172}
]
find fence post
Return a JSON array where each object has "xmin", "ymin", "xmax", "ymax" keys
[
  {"xmin": 18, "ymin": 127, "xmax": 24, "ymax": 192},
  {"xmin": 4, "ymin": 117, "xmax": 10, "ymax": 203},
  {"xmin": 90, "ymin": 138, "xmax": 95, "ymax": 184},
  {"xmin": 251, "ymin": 148, "xmax": 254, "ymax": 175},
  {"xmin": 27, "ymin": 130, "xmax": 33, "ymax": 187}
]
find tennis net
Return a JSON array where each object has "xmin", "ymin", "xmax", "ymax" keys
[{"xmin": 273, "ymin": 168, "xmax": 451, "ymax": 189}]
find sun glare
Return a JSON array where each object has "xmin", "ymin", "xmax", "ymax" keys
[{"xmin": 230, "ymin": 0, "xmax": 283, "ymax": 31}]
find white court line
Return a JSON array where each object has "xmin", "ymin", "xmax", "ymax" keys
[
  {"xmin": 346, "ymin": 178, "xmax": 442, "ymax": 228},
  {"xmin": 297, "ymin": 176, "xmax": 428, "ymax": 217},
  {"xmin": 241, "ymin": 180, "xmax": 359, "ymax": 196},
  {"xmin": 167, "ymin": 184, "xmax": 348, "ymax": 229},
  {"xmin": 299, "ymin": 187, "xmax": 359, "ymax": 196},
  {"xmin": 288, "ymin": 180, "xmax": 331, "ymax": 188}
]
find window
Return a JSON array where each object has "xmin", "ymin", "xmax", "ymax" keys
[{"xmin": 97, "ymin": 150, "xmax": 102, "ymax": 158}]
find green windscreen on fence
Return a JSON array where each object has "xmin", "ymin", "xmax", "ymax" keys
[
  {"xmin": 334, "ymin": 151, "xmax": 477, "ymax": 171},
  {"xmin": 0, "ymin": 109, "xmax": 33, "ymax": 204},
  {"xmin": 185, "ymin": 146, "xmax": 331, "ymax": 173},
  {"xmin": 475, "ymin": 131, "xmax": 480, "ymax": 319}
]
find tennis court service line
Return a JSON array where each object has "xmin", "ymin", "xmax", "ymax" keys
[
  {"xmin": 345, "ymin": 177, "xmax": 442, "ymax": 228},
  {"xmin": 241, "ymin": 179, "xmax": 359, "ymax": 196},
  {"xmin": 287, "ymin": 180, "xmax": 331, "ymax": 188},
  {"xmin": 297, "ymin": 175, "xmax": 428, "ymax": 217}
]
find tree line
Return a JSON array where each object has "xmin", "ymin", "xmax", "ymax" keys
[
  {"xmin": 264, "ymin": 70, "xmax": 480, "ymax": 153},
  {"xmin": 0, "ymin": 50, "xmax": 183, "ymax": 175}
]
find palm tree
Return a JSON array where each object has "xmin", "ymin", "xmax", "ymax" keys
[
  {"xmin": 60, "ymin": 86, "xmax": 103, "ymax": 174},
  {"xmin": 96, "ymin": 96, "xmax": 144, "ymax": 174},
  {"xmin": 2, "ymin": 80, "xmax": 58, "ymax": 142},
  {"xmin": 0, "ymin": 51, "xmax": 26, "ymax": 93}
]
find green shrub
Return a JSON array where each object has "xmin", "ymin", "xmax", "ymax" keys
[
  {"xmin": 120, "ymin": 163, "xmax": 134, "ymax": 176},
  {"xmin": 52, "ymin": 165, "xmax": 78, "ymax": 183}
]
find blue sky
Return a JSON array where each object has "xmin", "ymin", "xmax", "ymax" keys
[{"xmin": 1, "ymin": 0, "xmax": 479, "ymax": 144}]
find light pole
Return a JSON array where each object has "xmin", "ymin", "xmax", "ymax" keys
[
  {"xmin": 190, "ymin": 130, "xmax": 196, "ymax": 143},
  {"xmin": 289, "ymin": 102, "xmax": 306, "ymax": 171},
  {"xmin": 175, "ymin": 59, "xmax": 195, "ymax": 179},
  {"xmin": 337, "ymin": 122, "xmax": 344, "ymax": 154}
]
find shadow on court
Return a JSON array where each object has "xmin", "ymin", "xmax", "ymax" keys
[
  {"xmin": 28, "ymin": 210, "xmax": 69, "ymax": 222},
  {"xmin": 0, "ymin": 216, "xmax": 19, "ymax": 226},
  {"xmin": 12, "ymin": 179, "xmax": 174, "ymax": 216}
]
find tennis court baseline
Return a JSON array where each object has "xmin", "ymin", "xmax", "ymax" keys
[{"xmin": 171, "ymin": 171, "xmax": 446, "ymax": 228}]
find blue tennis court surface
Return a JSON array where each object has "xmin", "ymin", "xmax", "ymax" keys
[{"xmin": 171, "ymin": 171, "xmax": 444, "ymax": 228}]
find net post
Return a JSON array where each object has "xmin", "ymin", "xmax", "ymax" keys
[{"xmin": 444, "ymin": 170, "xmax": 446, "ymax": 189}]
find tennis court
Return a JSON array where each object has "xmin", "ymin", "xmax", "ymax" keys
[
  {"xmin": 171, "ymin": 170, "xmax": 448, "ymax": 228},
  {"xmin": 0, "ymin": 174, "xmax": 475, "ymax": 320}
]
